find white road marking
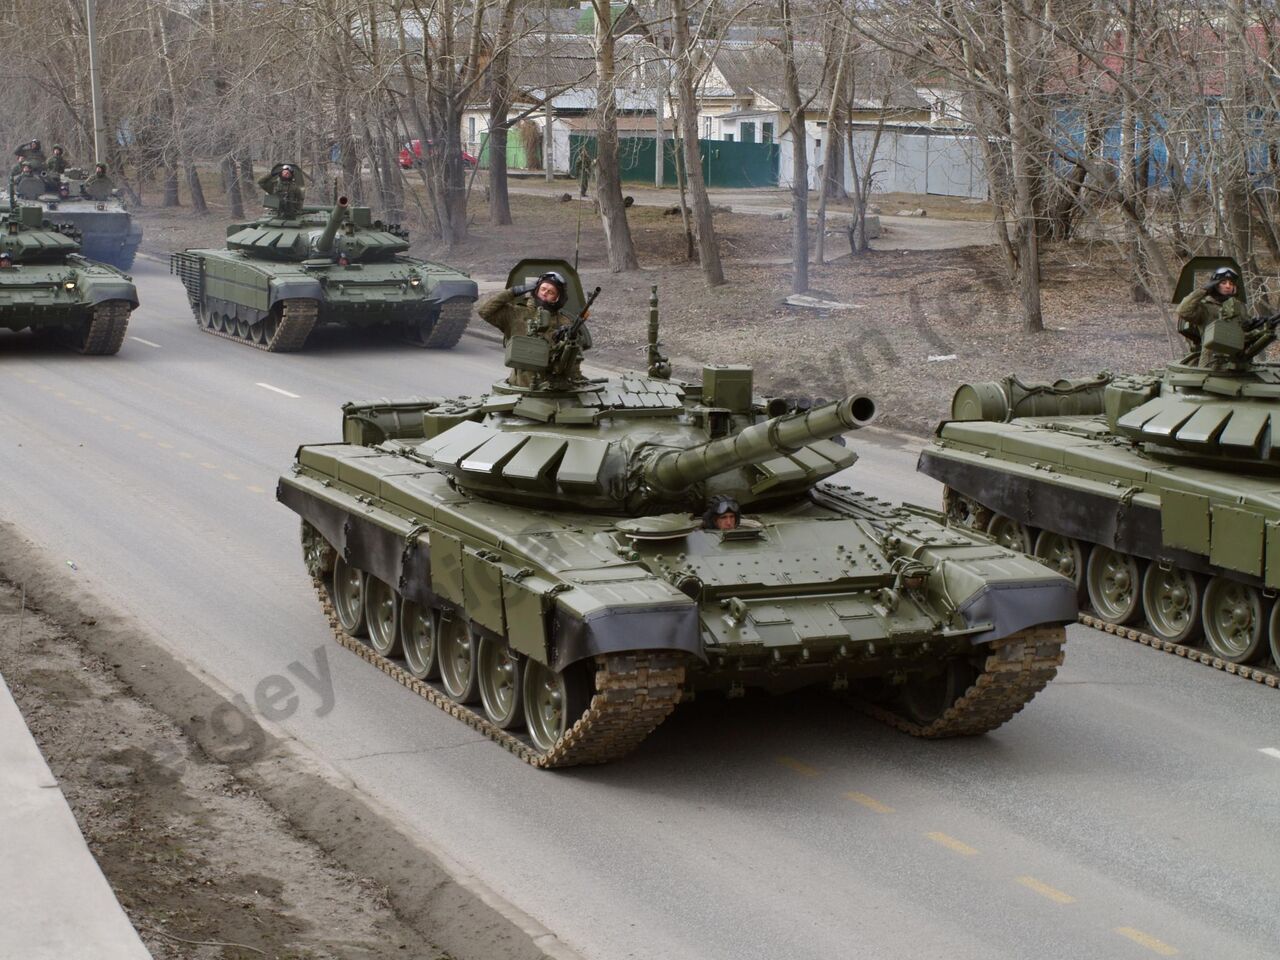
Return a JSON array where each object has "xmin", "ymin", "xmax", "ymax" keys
[
  {"xmin": 256, "ymin": 382, "xmax": 300, "ymax": 399},
  {"xmin": 130, "ymin": 336, "xmax": 162, "ymax": 348},
  {"xmin": 1259, "ymin": 748, "xmax": 1280, "ymax": 761}
]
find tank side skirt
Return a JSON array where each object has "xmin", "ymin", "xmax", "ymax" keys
[
  {"xmin": 918, "ymin": 449, "xmax": 1265, "ymax": 587},
  {"xmin": 278, "ymin": 478, "xmax": 698, "ymax": 666},
  {"xmin": 954, "ymin": 580, "xmax": 1078, "ymax": 643}
]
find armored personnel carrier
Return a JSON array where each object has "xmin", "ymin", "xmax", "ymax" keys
[
  {"xmin": 920, "ymin": 258, "xmax": 1280, "ymax": 686},
  {"xmin": 170, "ymin": 174, "xmax": 477, "ymax": 352},
  {"xmin": 277, "ymin": 260, "xmax": 1075, "ymax": 767},
  {"xmin": 2, "ymin": 167, "xmax": 142, "ymax": 270},
  {"xmin": 0, "ymin": 198, "xmax": 138, "ymax": 354}
]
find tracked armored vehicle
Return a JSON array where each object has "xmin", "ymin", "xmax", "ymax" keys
[
  {"xmin": 1, "ymin": 168, "xmax": 142, "ymax": 270},
  {"xmin": 278, "ymin": 260, "xmax": 1075, "ymax": 767},
  {"xmin": 920, "ymin": 259, "xmax": 1280, "ymax": 685},
  {"xmin": 170, "ymin": 184, "xmax": 477, "ymax": 352},
  {"xmin": 0, "ymin": 199, "xmax": 137, "ymax": 354}
]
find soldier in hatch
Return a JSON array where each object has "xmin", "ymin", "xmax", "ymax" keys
[
  {"xmin": 477, "ymin": 270, "xmax": 587, "ymax": 387},
  {"xmin": 81, "ymin": 162, "xmax": 115, "ymax": 200},
  {"xmin": 45, "ymin": 144, "xmax": 68, "ymax": 176},
  {"xmin": 256, "ymin": 163, "xmax": 305, "ymax": 217},
  {"xmin": 702, "ymin": 495, "xmax": 741, "ymax": 531},
  {"xmin": 1176, "ymin": 265, "xmax": 1252, "ymax": 369},
  {"xmin": 13, "ymin": 163, "xmax": 45, "ymax": 199}
]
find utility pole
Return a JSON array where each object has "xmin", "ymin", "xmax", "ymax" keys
[
  {"xmin": 654, "ymin": 60, "xmax": 665, "ymax": 187},
  {"xmin": 85, "ymin": 0, "xmax": 108, "ymax": 163}
]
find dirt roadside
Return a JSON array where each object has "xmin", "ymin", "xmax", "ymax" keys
[
  {"xmin": 137, "ymin": 185, "xmax": 1183, "ymax": 436},
  {"xmin": 0, "ymin": 526, "xmax": 569, "ymax": 960}
]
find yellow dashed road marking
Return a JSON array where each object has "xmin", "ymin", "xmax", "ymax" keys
[
  {"xmin": 156, "ymin": 441, "xmax": 173, "ymax": 449},
  {"xmin": 199, "ymin": 462, "xmax": 217, "ymax": 470},
  {"xmin": 177, "ymin": 452, "xmax": 193, "ymax": 459},
  {"xmin": 776, "ymin": 756, "xmax": 820, "ymax": 778},
  {"xmin": 845, "ymin": 792, "xmax": 894, "ymax": 813},
  {"xmin": 1114, "ymin": 928, "xmax": 1178, "ymax": 956},
  {"xmin": 222, "ymin": 472, "xmax": 240, "ymax": 481},
  {"xmin": 926, "ymin": 832, "xmax": 977, "ymax": 856},
  {"xmin": 101, "ymin": 415, "xmax": 115, "ymax": 422},
  {"xmin": 1015, "ymin": 875, "xmax": 1075, "ymax": 904},
  {"xmin": 137, "ymin": 431, "xmax": 153, "ymax": 440},
  {"xmin": 246, "ymin": 485, "xmax": 266, "ymax": 494}
]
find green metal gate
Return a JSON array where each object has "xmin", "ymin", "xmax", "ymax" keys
[{"xmin": 569, "ymin": 135, "xmax": 778, "ymax": 189}]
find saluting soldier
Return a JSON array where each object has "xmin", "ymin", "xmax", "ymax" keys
[
  {"xmin": 1176, "ymin": 265, "xmax": 1245, "ymax": 368},
  {"xmin": 478, "ymin": 270, "xmax": 587, "ymax": 386},
  {"xmin": 256, "ymin": 162, "xmax": 305, "ymax": 217},
  {"xmin": 12, "ymin": 139, "xmax": 45, "ymax": 175}
]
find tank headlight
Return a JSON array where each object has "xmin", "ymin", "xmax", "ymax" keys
[
  {"xmin": 63, "ymin": 280, "xmax": 76, "ymax": 290},
  {"xmin": 409, "ymin": 276, "xmax": 422, "ymax": 287}
]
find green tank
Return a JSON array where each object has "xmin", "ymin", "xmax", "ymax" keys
[
  {"xmin": 2, "ymin": 167, "xmax": 143, "ymax": 270},
  {"xmin": 0, "ymin": 198, "xmax": 138, "ymax": 354},
  {"xmin": 919, "ymin": 258, "xmax": 1280, "ymax": 683},
  {"xmin": 277, "ymin": 260, "xmax": 1075, "ymax": 768},
  {"xmin": 169, "ymin": 183, "xmax": 478, "ymax": 352}
]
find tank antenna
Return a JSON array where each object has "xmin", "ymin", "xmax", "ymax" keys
[{"xmin": 647, "ymin": 284, "xmax": 671, "ymax": 379}]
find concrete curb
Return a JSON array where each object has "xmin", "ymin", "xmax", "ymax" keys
[{"xmin": 0, "ymin": 669, "xmax": 152, "ymax": 960}]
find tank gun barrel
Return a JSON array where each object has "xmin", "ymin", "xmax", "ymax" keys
[
  {"xmin": 315, "ymin": 196, "xmax": 349, "ymax": 255},
  {"xmin": 646, "ymin": 394, "xmax": 876, "ymax": 494}
]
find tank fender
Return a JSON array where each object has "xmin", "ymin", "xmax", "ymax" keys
[
  {"xmin": 550, "ymin": 601, "xmax": 703, "ymax": 670},
  {"xmin": 427, "ymin": 278, "xmax": 479, "ymax": 305},
  {"xmin": 269, "ymin": 277, "xmax": 324, "ymax": 306},
  {"xmin": 80, "ymin": 278, "xmax": 139, "ymax": 308},
  {"xmin": 952, "ymin": 579, "xmax": 1077, "ymax": 644}
]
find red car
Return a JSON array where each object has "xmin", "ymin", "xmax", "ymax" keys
[{"xmin": 398, "ymin": 139, "xmax": 478, "ymax": 169}]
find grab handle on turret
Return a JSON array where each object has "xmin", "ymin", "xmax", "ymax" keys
[
  {"xmin": 645, "ymin": 394, "xmax": 876, "ymax": 493},
  {"xmin": 315, "ymin": 196, "xmax": 350, "ymax": 255}
]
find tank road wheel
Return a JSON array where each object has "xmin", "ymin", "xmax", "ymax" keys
[
  {"xmin": 236, "ymin": 315, "xmax": 252, "ymax": 339},
  {"xmin": 399, "ymin": 600, "xmax": 439, "ymax": 680},
  {"xmin": 477, "ymin": 637, "xmax": 524, "ymax": 729},
  {"xmin": 437, "ymin": 611, "xmax": 479, "ymax": 703},
  {"xmin": 1202, "ymin": 577, "xmax": 1269, "ymax": 664},
  {"xmin": 331, "ymin": 556, "xmax": 367, "ymax": 638},
  {"xmin": 300, "ymin": 521, "xmax": 335, "ymax": 579},
  {"xmin": 1267, "ymin": 603, "xmax": 1280, "ymax": 668},
  {"xmin": 522, "ymin": 660, "xmax": 593, "ymax": 754},
  {"xmin": 262, "ymin": 313, "xmax": 279, "ymax": 343},
  {"xmin": 216, "ymin": 312, "xmax": 231, "ymax": 334},
  {"xmin": 986, "ymin": 514, "xmax": 1034, "ymax": 553},
  {"xmin": 1033, "ymin": 531, "xmax": 1086, "ymax": 597},
  {"xmin": 1086, "ymin": 546, "xmax": 1143, "ymax": 625},
  {"xmin": 250, "ymin": 320, "xmax": 268, "ymax": 345},
  {"xmin": 1141, "ymin": 565, "xmax": 1204, "ymax": 645},
  {"xmin": 363, "ymin": 577, "xmax": 402, "ymax": 658},
  {"xmin": 942, "ymin": 487, "xmax": 992, "ymax": 531},
  {"xmin": 898, "ymin": 659, "xmax": 978, "ymax": 726}
]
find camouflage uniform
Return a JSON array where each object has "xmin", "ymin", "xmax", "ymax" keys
[
  {"xmin": 1176, "ymin": 287, "xmax": 1246, "ymax": 368},
  {"xmin": 81, "ymin": 166, "xmax": 115, "ymax": 201},
  {"xmin": 45, "ymin": 147, "xmax": 67, "ymax": 176},
  {"xmin": 12, "ymin": 142, "xmax": 45, "ymax": 176},
  {"xmin": 257, "ymin": 170, "xmax": 305, "ymax": 217},
  {"xmin": 478, "ymin": 287, "xmax": 584, "ymax": 387}
]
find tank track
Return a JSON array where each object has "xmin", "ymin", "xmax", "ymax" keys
[
  {"xmin": 195, "ymin": 298, "xmax": 317, "ymax": 352},
  {"xmin": 78, "ymin": 300, "xmax": 131, "ymax": 355},
  {"xmin": 309, "ymin": 576, "xmax": 685, "ymax": 768},
  {"xmin": 1079, "ymin": 614, "xmax": 1280, "ymax": 689},
  {"xmin": 403, "ymin": 298, "xmax": 472, "ymax": 350},
  {"xmin": 854, "ymin": 626, "xmax": 1067, "ymax": 737}
]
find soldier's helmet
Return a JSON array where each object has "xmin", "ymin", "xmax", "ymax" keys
[
  {"xmin": 280, "ymin": 164, "xmax": 295, "ymax": 181},
  {"xmin": 94, "ymin": 162, "xmax": 107, "ymax": 174},
  {"xmin": 1210, "ymin": 266, "xmax": 1240, "ymax": 287},
  {"xmin": 29, "ymin": 139, "xmax": 40, "ymax": 150},
  {"xmin": 702, "ymin": 495, "xmax": 741, "ymax": 529},
  {"xmin": 52, "ymin": 144, "xmax": 63, "ymax": 154},
  {"xmin": 534, "ymin": 271, "xmax": 568, "ymax": 310},
  {"xmin": 0, "ymin": 251, "xmax": 13, "ymax": 266},
  {"xmin": 20, "ymin": 163, "xmax": 31, "ymax": 174}
]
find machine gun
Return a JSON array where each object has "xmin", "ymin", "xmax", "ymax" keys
[{"xmin": 547, "ymin": 284, "xmax": 601, "ymax": 377}]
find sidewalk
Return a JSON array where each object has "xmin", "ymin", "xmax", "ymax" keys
[
  {"xmin": 0, "ymin": 669, "xmax": 151, "ymax": 960},
  {"xmin": 505, "ymin": 180, "xmax": 995, "ymax": 251}
]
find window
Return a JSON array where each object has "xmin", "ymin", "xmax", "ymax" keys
[
  {"xmin": 468, "ymin": 117, "xmax": 476, "ymax": 142},
  {"xmin": 725, "ymin": 133, "xmax": 735, "ymax": 142},
  {"xmin": 761, "ymin": 122, "xmax": 773, "ymax": 143},
  {"xmin": 703, "ymin": 116, "xmax": 712, "ymax": 139},
  {"xmin": 740, "ymin": 121, "xmax": 756, "ymax": 143}
]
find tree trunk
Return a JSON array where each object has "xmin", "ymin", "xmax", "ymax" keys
[
  {"xmin": 222, "ymin": 157, "xmax": 244, "ymax": 218},
  {"xmin": 1001, "ymin": 0, "xmax": 1043, "ymax": 332},
  {"xmin": 185, "ymin": 161, "xmax": 207, "ymax": 214},
  {"xmin": 781, "ymin": 0, "xmax": 808, "ymax": 293},
  {"xmin": 815, "ymin": 26, "xmax": 851, "ymax": 266},
  {"xmin": 672, "ymin": 0, "xmax": 724, "ymax": 284},
  {"xmin": 488, "ymin": 0, "xmax": 519, "ymax": 225},
  {"xmin": 671, "ymin": 131, "xmax": 696, "ymax": 261},
  {"xmin": 592, "ymin": 0, "xmax": 639, "ymax": 271}
]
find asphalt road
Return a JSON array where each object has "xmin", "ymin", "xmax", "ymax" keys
[{"xmin": 2, "ymin": 257, "xmax": 1278, "ymax": 960}]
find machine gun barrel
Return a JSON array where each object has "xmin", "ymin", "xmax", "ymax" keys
[
  {"xmin": 646, "ymin": 394, "xmax": 876, "ymax": 493},
  {"xmin": 315, "ymin": 196, "xmax": 350, "ymax": 255}
]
